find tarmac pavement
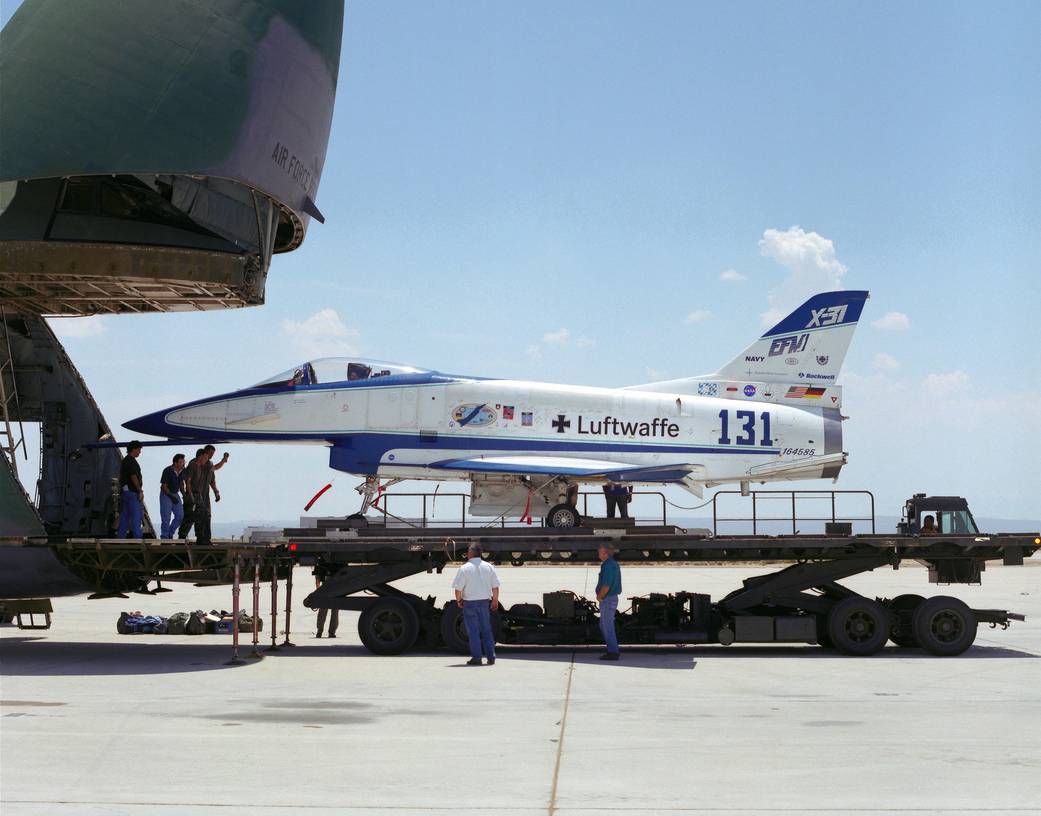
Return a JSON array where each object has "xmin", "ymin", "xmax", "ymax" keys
[{"xmin": 2, "ymin": 563, "xmax": 1039, "ymax": 815}]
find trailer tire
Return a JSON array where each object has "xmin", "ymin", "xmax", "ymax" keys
[
  {"xmin": 815, "ymin": 615, "xmax": 835, "ymax": 649},
  {"xmin": 888, "ymin": 594, "xmax": 925, "ymax": 647},
  {"xmin": 440, "ymin": 602, "xmax": 503, "ymax": 654},
  {"xmin": 358, "ymin": 598, "xmax": 420, "ymax": 655},
  {"xmin": 827, "ymin": 597, "xmax": 890, "ymax": 656},
  {"xmin": 912, "ymin": 596, "xmax": 976, "ymax": 656},
  {"xmin": 545, "ymin": 504, "xmax": 580, "ymax": 528}
]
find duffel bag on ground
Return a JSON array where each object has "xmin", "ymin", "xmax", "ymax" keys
[{"xmin": 166, "ymin": 611, "xmax": 189, "ymax": 635}]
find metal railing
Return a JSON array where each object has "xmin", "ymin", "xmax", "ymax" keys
[
  {"xmin": 711, "ymin": 489, "xmax": 876, "ymax": 536},
  {"xmin": 371, "ymin": 490, "xmax": 670, "ymax": 528}
]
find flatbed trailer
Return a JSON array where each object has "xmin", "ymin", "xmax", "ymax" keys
[
  {"xmin": 291, "ymin": 518, "xmax": 1039, "ymax": 657},
  {"xmin": 6, "ymin": 490, "xmax": 1039, "ymax": 658}
]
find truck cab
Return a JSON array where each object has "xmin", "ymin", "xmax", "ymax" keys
[{"xmin": 898, "ymin": 494, "xmax": 980, "ymax": 535}]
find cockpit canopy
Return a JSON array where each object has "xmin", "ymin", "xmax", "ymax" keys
[{"xmin": 254, "ymin": 358, "xmax": 429, "ymax": 388}]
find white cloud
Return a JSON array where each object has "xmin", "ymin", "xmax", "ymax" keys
[
  {"xmin": 758, "ymin": 226, "xmax": 847, "ymax": 326},
  {"xmin": 575, "ymin": 336, "xmax": 596, "ymax": 348},
  {"xmin": 47, "ymin": 316, "xmax": 108, "ymax": 339},
  {"xmin": 872, "ymin": 352, "xmax": 900, "ymax": 371},
  {"xmin": 280, "ymin": 308, "xmax": 360, "ymax": 358},
  {"xmin": 922, "ymin": 370, "xmax": 970, "ymax": 395},
  {"xmin": 526, "ymin": 344, "xmax": 542, "ymax": 359},
  {"xmin": 719, "ymin": 269, "xmax": 746, "ymax": 282},
  {"xmin": 542, "ymin": 328, "xmax": 570, "ymax": 344},
  {"xmin": 685, "ymin": 309, "xmax": 711, "ymax": 324},
  {"xmin": 872, "ymin": 311, "xmax": 910, "ymax": 332}
]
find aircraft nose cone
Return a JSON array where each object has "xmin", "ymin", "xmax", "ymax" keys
[{"xmin": 123, "ymin": 410, "xmax": 168, "ymax": 437}]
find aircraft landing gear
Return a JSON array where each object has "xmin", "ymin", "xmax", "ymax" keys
[
  {"xmin": 545, "ymin": 503, "xmax": 581, "ymax": 528},
  {"xmin": 355, "ymin": 477, "xmax": 380, "ymax": 515}
]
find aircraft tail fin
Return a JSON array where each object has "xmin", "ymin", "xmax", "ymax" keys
[
  {"xmin": 624, "ymin": 290, "xmax": 868, "ymax": 396},
  {"xmin": 713, "ymin": 290, "xmax": 869, "ymax": 384}
]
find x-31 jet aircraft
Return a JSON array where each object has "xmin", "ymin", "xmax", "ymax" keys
[{"xmin": 125, "ymin": 291, "xmax": 869, "ymax": 526}]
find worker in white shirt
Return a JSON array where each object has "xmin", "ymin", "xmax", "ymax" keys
[{"xmin": 451, "ymin": 543, "xmax": 501, "ymax": 666}]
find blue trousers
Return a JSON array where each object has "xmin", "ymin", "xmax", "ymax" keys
[
  {"xmin": 117, "ymin": 490, "xmax": 143, "ymax": 538},
  {"xmin": 462, "ymin": 600, "xmax": 496, "ymax": 661},
  {"xmin": 159, "ymin": 493, "xmax": 184, "ymax": 539},
  {"xmin": 599, "ymin": 594, "xmax": 619, "ymax": 654}
]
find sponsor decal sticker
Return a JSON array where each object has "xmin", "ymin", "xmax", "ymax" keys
[
  {"xmin": 769, "ymin": 333, "xmax": 809, "ymax": 356},
  {"xmin": 743, "ymin": 384, "xmax": 756, "ymax": 397},
  {"xmin": 451, "ymin": 403, "xmax": 498, "ymax": 427},
  {"xmin": 502, "ymin": 405, "xmax": 515, "ymax": 420},
  {"xmin": 785, "ymin": 386, "xmax": 826, "ymax": 399},
  {"xmin": 521, "ymin": 411, "xmax": 533, "ymax": 426},
  {"xmin": 785, "ymin": 357, "xmax": 798, "ymax": 366},
  {"xmin": 817, "ymin": 355, "xmax": 829, "ymax": 366},
  {"xmin": 697, "ymin": 382, "xmax": 719, "ymax": 396}
]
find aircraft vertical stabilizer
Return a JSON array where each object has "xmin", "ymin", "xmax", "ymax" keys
[{"xmin": 712, "ymin": 291, "xmax": 869, "ymax": 384}]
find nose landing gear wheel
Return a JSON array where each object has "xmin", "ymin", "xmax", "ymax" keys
[
  {"xmin": 358, "ymin": 597, "xmax": 420, "ymax": 655},
  {"xmin": 545, "ymin": 504, "xmax": 580, "ymax": 528},
  {"xmin": 827, "ymin": 597, "xmax": 891, "ymax": 656},
  {"xmin": 912, "ymin": 596, "xmax": 976, "ymax": 656}
]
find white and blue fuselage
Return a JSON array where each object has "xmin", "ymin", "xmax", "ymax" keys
[{"xmin": 125, "ymin": 291, "xmax": 868, "ymax": 517}]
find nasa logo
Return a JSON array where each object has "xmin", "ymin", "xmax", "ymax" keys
[
  {"xmin": 806, "ymin": 304, "xmax": 848, "ymax": 328},
  {"xmin": 451, "ymin": 404, "xmax": 498, "ymax": 427},
  {"xmin": 817, "ymin": 355, "xmax": 829, "ymax": 366},
  {"xmin": 743, "ymin": 384, "xmax": 756, "ymax": 397},
  {"xmin": 785, "ymin": 357, "xmax": 798, "ymax": 366}
]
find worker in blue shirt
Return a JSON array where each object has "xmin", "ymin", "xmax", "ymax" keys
[{"xmin": 595, "ymin": 544, "xmax": 622, "ymax": 660}]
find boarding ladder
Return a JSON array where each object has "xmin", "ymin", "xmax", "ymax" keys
[{"xmin": 0, "ymin": 305, "xmax": 28, "ymax": 478}]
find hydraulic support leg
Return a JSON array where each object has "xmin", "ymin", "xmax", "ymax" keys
[
  {"xmin": 248, "ymin": 559, "xmax": 262, "ymax": 659},
  {"xmin": 282, "ymin": 560, "xmax": 295, "ymax": 647},
  {"xmin": 265, "ymin": 559, "xmax": 280, "ymax": 652},
  {"xmin": 225, "ymin": 555, "xmax": 244, "ymax": 666}
]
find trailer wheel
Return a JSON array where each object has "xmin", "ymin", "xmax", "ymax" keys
[
  {"xmin": 440, "ymin": 602, "xmax": 503, "ymax": 654},
  {"xmin": 912, "ymin": 596, "xmax": 976, "ymax": 656},
  {"xmin": 545, "ymin": 504, "xmax": 580, "ymax": 528},
  {"xmin": 358, "ymin": 598, "xmax": 420, "ymax": 655},
  {"xmin": 815, "ymin": 615, "xmax": 835, "ymax": 649},
  {"xmin": 827, "ymin": 597, "xmax": 890, "ymax": 656},
  {"xmin": 888, "ymin": 594, "xmax": 925, "ymax": 647}
]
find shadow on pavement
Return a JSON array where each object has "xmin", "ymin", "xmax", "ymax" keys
[
  {"xmin": 1, "ymin": 638, "xmax": 1033, "ymax": 676},
  {"xmin": 0, "ymin": 638, "xmax": 253, "ymax": 675}
]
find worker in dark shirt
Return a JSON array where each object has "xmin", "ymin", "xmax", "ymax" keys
[
  {"xmin": 178, "ymin": 449, "xmax": 206, "ymax": 539},
  {"xmin": 159, "ymin": 453, "xmax": 186, "ymax": 540},
  {"xmin": 596, "ymin": 543, "xmax": 622, "ymax": 660},
  {"xmin": 603, "ymin": 481, "xmax": 633, "ymax": 519},
  {"xmin": 116, "ymin": 441, "xmax": 144, "ymax": 538},
  {"xmin": 193, "ymin": 444, "xmax": 229, "ymax": 545}
]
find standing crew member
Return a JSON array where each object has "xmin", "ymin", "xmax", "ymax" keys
[
  {"xmin": 451, "ymin": 543, "xmax": 501, "ymax": 666},
  {"xmin": 314, "ymin": 564, "xmax": 339, "ymax": 638},
  {"xmin": 194, "ymin": 445, "xmax": 229, "ymax": 545},
  {"xmin": 159, "ymin": 453, "xmax": 186, "ymax": 539},
  {"xmin": 602, "ymin": 481, "xmax": 633, "ymax": 519},
  {"xmin": 116, "ymin": 441, "xmax": 144, "ymax": 538},
  {"xmin": 178, "ymin": 448, "xmax": 205, "ymax": 539},
  {"xmin": 596, "ymin": 544, "xmax": 622, "ymax": 660}
]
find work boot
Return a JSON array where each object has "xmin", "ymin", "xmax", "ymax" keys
[
  {"xmin": 599, "ymin": 652, "xmax": 620, "ymax": 661},
  {"xmin": 465, "ymin": 658, "xmax": 482, "ymax": 666},
  {"xmin": 487, "ymin": 658, "xmax": 495, "ymax": 665}
]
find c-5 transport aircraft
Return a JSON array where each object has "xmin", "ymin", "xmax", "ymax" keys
[{"xmin": 126, "ymin": 291, "xmax": 869, "ymax": 526}]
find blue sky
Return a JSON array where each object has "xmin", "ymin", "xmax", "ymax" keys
[{"xmin": 9, "ymin": 1, "xmax": 1040, "ymax": 523}]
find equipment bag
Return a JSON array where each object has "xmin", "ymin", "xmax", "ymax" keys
[
  {"xmin": 185, "ymin": 610, "xmax": 208, "ymax": 635},
  {"xmin": 166, "ymin": 611, "xmax": 189, "ymax": 635}
]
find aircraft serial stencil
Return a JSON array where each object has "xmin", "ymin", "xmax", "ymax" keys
[{"xmin": 125, "ymin": 291, "xmax": 869, "ymax": 526}]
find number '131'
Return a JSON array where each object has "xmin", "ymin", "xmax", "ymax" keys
[{"xmin": 718, "ymin": 410, "xmax": 773, "ymax": 446}]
